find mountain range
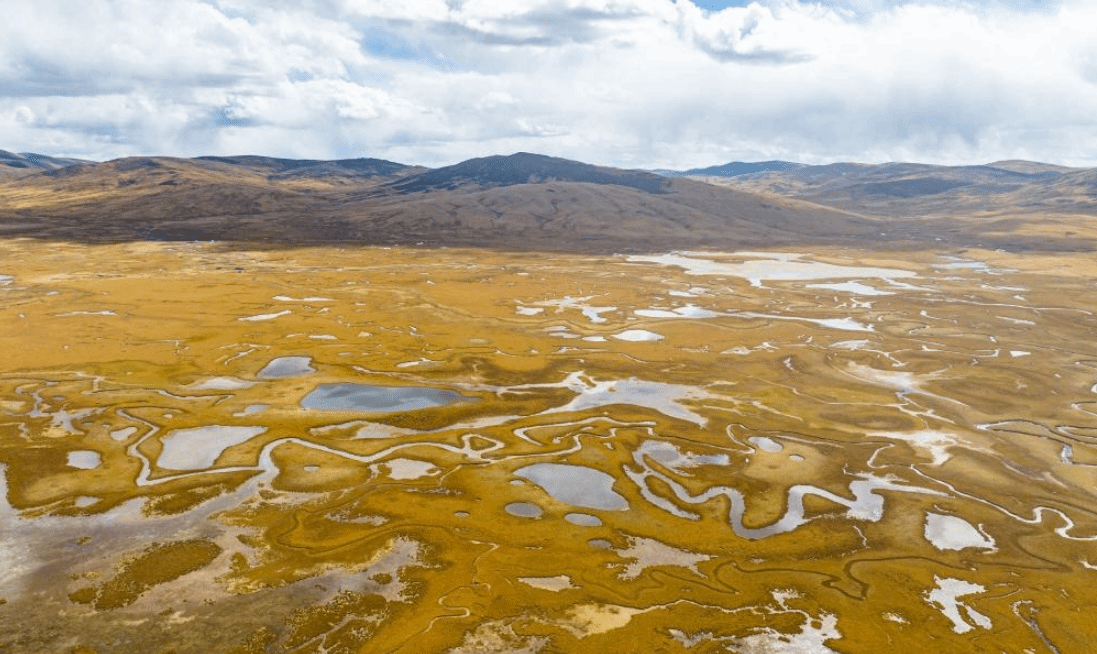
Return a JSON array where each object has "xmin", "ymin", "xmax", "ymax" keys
[
  {"xmin": 0, "ymin": 150, "xmax": 1092, "ymax": 252},
  {"xmin": 0, "ymin": 150, "xmax": 91, "ymax": 176},
  {"xmin": 651, "ymin": 160, "xmax": 805, "ymax": 178},
  {"xmin": 687, "ymin": 159, "xmax": 1096, "ymax": 218}
]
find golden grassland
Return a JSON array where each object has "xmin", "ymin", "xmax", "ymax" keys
[{"xmin": 0, "ymin": 239, "xmax": 1095, "ymax": 653}]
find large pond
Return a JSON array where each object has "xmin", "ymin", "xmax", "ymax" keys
[
  {"xmin": 628, "ymin": 251, "xmax": 917, "ymax": 287},
  {"xmin": 159, "ymin": 425, "xmax": 268, "ymax": 470},
  {"xmin": 301, "ymin": 383, "xmax": 476, "ymax": 412},
  {"xmin": 515, "ymin": 462, "xmax": 629, "ymax": 511}
]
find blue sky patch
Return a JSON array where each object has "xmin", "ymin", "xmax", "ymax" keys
[{"xmin": 687, "ymin": 0, "xmax": 753, "ymax": 9}]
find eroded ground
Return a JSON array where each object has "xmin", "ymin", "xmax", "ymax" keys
[{"xmin": 0, "ymin": 240, "xmax": 1095, "ymax": 653}]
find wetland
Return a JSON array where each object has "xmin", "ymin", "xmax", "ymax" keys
[{"xmin": 0, "ymin": 240, "xmax": 1095, "ymax": 653}]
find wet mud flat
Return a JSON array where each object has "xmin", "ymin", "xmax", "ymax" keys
[{"xmin": 0, "ymin": 240, "xmax": 1095, "ymax": 653}]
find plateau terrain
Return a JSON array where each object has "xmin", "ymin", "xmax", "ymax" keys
[{"xmin": 0, "ymin": 151, "xmax": 1095, "ymax": 653}]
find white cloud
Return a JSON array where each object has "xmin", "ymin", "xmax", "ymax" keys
[{"xmin": 1, "ymin": 0, "xmax": 1095, "ymax": 167}]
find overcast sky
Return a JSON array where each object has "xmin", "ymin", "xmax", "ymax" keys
[{"xmin": 2, "ymin": 0, "xmax": 1094, "ymax": 168}]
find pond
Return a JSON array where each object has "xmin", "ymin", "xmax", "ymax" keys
[
  {"xmin": 301, "ymin": 383, "xmax": 476, "ymax": 412},
  {"xmin": 515, "ymin": 463, "xmax": 629, "ymax": 511}
]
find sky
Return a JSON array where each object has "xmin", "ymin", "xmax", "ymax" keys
[{"xmin": 1, "ymin": 0, "xmax": 1095, "ymax": 169}]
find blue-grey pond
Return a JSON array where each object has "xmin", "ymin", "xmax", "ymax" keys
[
  {"xmin": 257, "ymin": 356, "xmax": 315, "ymax": 379},
  {"xmin": 505, "ymin": 502, "xmax": 543, "ymax": 518},
  {"xmin": 301, "ymin": 383, "xmax": 476, "ymax": 412},
  {"xmin": 515, "ymin": 462, "xmax": 629, "ymax": 511},
  {"xmin": 564, "ymin": 512, "xmax": 603, "ymax": 527}
]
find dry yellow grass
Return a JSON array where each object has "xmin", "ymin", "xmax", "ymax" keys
[{"xmin": 0, "ymin": 240, "xmax": 1094, "ymax": 653}]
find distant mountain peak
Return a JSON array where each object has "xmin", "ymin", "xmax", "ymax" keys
[
  {"xmin": 195, "ymin": 155, "xmax": 417, "ymax": 179},
  {"xmin": 0, "ymin": 149, "xmax": 91, "ymax": 175},
  {"xmin": 660, "ymin": 160, "xmax": 806, "ymax": 178},
  {"xmin": 383, "ymin": 152, "xmax": 673, "ymax": 195},
  {"xmin": 985, "ymin": 160, "xmax": 1077, "ymax": 175}
]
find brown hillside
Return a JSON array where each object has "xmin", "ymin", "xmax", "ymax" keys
[{"xmin": 0, "ymin": 151, "xmax": 1091, "ymax": 252}]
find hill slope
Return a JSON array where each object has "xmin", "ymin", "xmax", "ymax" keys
[
  {"xmin": 660, "ymin": 160, "xmax": 806, "ymax": 178},
  {"xmin": 0, "ymin": 152, "xmax": 1092, "ymax": 252},
  {"xmin": 380, "ymin": 152, "xmax": 672, "ymax": 195},
  {"xmin": 0, "ymin": 150, "xmax": 90, "ymax": 177},
  {"xmin": 703, "ymin": 160, "xmax": 1095, "ymax": 217},
  {"xmin": 0, "ymin": 152, "xmax": 882, "ymax": 250}
]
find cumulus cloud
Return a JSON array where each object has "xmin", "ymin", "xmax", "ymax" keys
[{"xmin": 1, "ymin": 0, "xmax": 1095, "ymax": 167}]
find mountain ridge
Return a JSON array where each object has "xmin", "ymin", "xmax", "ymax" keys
[
  {"xmin": 0, "ymin": 151, "xmax": 879, "ymax": 250},
  {"xmin": 0, "ymin": 150, "xmax": 92, "ymax": 177},
  {"xmin": 696, "ymin": 159, "xmax": 1096, "ymax": 218},
  {"xmin": 378, "ymin": 152, "xmax": 673, "ymax": 196},
  {"xmin": 658, "ymin": 160, "xmax": 806, "ymax": 178},
  {"xmin": 0, "ymin": 150, "xmax": 1092, "ymax": 252}
]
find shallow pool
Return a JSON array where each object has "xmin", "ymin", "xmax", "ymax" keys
[
  {"xmin": 158, "ymin": 425, "xmax": 268, "ymax": 470},
  {"xmin": 301, "ymin": 383, "xmax": 475, "ymax": 412},
  {"xmin": 515, "ymin": 463, "xmax": 629, "ymax": 511},
  {"xmin": 257, "ymin": 356, "xmax": 315, "ymax": 379}
]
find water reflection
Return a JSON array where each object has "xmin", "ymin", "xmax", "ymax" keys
[
  {"xmin": 505, "ymin": 502, "xmax": 543, "ymax": 518},
  {"xmin": 158, "ymin": 425, "xmax": 267, "ymax": 470},
  {"xmin": 515, "ymin": 463, "xmax": 629, "ymax": 511},
  {"xmin": 300, "ymin": 383, "xmax": 475, "ymax": 412},
  {"xmin": 257, "ymin": 356, "xmax": 315, "ymax": 379}
]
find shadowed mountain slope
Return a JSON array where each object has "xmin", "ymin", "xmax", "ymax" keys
[
  {"xmin": 994, "ymin": 168, "xmax": 1097, "ymax": 211},
  {"xmin": 0, "ymin": 154, "xmax": 426, "ymax": 224},
  {"xmin": 0, "ymin": 152, "xmax": 1092, "ymax": 252},
  {"xmin": 319, "ymin": 174, "xmax": 880, "ymax": 251},
  {"xmin": 0, "ymin": 152, "xmax": 882, "ymax": 250},
  {"xmin": 0, "ymin": 157, "xmax": 318, "ymax": 221},
  {"xmin": 659, "ymin": 160, "xmax": 806, "ymax": 178},
  {"xmin": 0, "ymin": 150, "xmax": 90, "ymax": 177},
  {"xmin": 986, "ymin": 160, "xmax": 1079, "ymax": 175},
  {"xmin": 382, "ymin": 152, "xmax": 673, "ymax": 195},
  {"xmin": 196, "ymin": 155, "xmax": 424, "ymax": 182},
  {"xmin": 702, "ymin": 160, "xmax": 1095, "ymax": 217}
]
